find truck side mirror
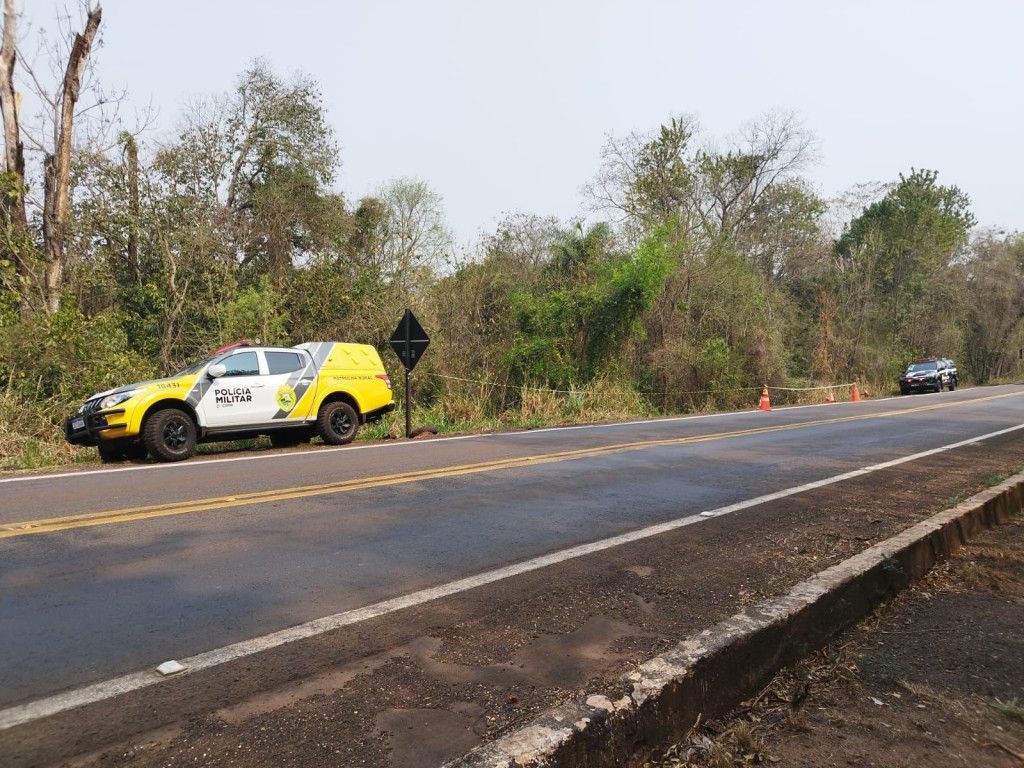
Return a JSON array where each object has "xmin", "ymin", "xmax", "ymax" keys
[{"xmin": 208, "ymin": 363, "xmax": 227, "ymax": 379}]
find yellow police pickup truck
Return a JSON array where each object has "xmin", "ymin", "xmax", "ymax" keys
[{"xmin": 64, "ymin": 341, "xmax": 395, "ymax": 462}]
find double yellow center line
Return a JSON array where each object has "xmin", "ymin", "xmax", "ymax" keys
[{"xmin": 2, "ymin": 391, "xmax": 1021, "ymax": 539}]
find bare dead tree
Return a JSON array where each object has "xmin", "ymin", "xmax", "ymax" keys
[
  {"xmin": 8, "ymin": 1, "xmax": 156, "ymax": 313},
  {"xmin": 582, "ymin": 130, "xmax": 646, "ymax": 221},
  {"xmin": 377, "ymin": 177, "xmax": 454, "ymax": 279},
  {"xmin": 156, "ymin": 231, "xmax": 190, "ymax": 371},
  {"xmin": 0, "ymin": 0, "xmax": 32, "ymax": 311},
  {"xmin": 36, "ymin": 4, "xmax": 101, "ymax": 313},
  {"xmin": 0, "ymin": 0, "xmax": 24, "ymax": 218},
  {"xmin": 689, "ymin": 111, "xmax": 816, "ymax": 240},
  {"xmin": 121, "ymin": 130, "xmax": 140, "ymax": 283},
  {"xmin": 582, "ymin": 115, "xmax": 699, "ymax": 246}
]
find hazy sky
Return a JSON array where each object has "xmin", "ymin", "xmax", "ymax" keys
[{"xmin": 23, "ymin": 1, "xmax": 1024, "ymax": 243}]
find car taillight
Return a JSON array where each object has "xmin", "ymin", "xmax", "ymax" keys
[{"xmin": 376, "ymin": 373, "xmax": 392, "ymax": 389}]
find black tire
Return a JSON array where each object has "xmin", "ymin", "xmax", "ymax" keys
[
  {"xmin": 900, "ymin": 387, "xmax": 909, "ymax": 396},
  {"xmin": 269, "ymin": 430, "xmax": 312, "ymax": 448},
  {"xmin": 949, "ymin": 377, "xmax": 957, "ymax": 391},
  {"xmin": 142, "ymin": 408, "xmax": 197, "ymax": 462},
  {"xmin": 935, "ymin": 380, "xmax": 944, "ymax": 393},
  {"xmin": 97, "ymin": 439, "xmax": 129, "ymax": 463},
  {"xmin": 316, "ymin": 401, "xmax": 359, "ymax": 445}
]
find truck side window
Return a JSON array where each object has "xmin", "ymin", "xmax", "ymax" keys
[
  {"xmin": 266, "ymin": 351, "xmax": 304, "ymax": 375},
  {"xmin": 222, "ymin": 351, "xmax": 259, "ymax": 377}
]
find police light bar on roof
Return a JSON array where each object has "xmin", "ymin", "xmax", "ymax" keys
[{"xmin": 209, "ymin": 339, "xmax": 254, "ymax": 356}]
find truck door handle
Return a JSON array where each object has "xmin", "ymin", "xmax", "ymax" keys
[{"xmin": 250, "ymin": 383, "xmax": 266, "ymax": 388}]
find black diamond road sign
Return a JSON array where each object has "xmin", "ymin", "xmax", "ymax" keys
[{"xmin": 389, "ymin": 309, "xmax": 430, "ymax": 371}]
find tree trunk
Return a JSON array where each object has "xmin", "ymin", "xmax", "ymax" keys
[
  {"xmin": 40, "ymin": 4, "xmax": 102, "ymax": 314},
  {"xmin": 123, "ymin": 132, "xmax": 141, "ymax": 284},
  {"xmin": 0, "ymin": 0, "xmax": 24, "ymax": 222},
  {"xmin": 0, "ymin": 0, "xmax": 30, "ymax": 313}
]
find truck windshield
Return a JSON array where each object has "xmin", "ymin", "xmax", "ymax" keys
[
  {"xmin": 173, "ymin": 357, "xmax": 214, "ymax": 377},
  {"xmin": 907, "ymin": 362, "xmax": 937, "ymax": 373}
]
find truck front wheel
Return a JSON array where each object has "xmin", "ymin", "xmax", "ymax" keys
[
  {"xmin": 317, "ymin": 401, "xmax": 359, "ymax": 445},
  {"xmin": 143, "ymin": 408, "xmax": 197, "ymax": 462}
]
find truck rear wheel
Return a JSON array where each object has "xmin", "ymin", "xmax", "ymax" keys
[
  {"xmin": 317, "ymin": 401, "xmax": 359, "ymax": 445},
  {"xmin": 143, "ymin": 408, "xmax": 197, "ymax": 462}
]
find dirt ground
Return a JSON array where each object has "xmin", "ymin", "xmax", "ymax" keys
[
  {"xmin": 641, "ymin": 517, "xmax": 1024, "ymax": 768},
  {"xmin": 14, "ymin": 437, "xmax": 1024, "ymax": 768}
]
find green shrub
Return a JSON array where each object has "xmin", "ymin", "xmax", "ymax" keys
[{"xmin": 0, "ymin": 303, "xmax": 156, "ymax": 405}]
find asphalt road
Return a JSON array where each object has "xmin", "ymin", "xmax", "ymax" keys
[{"xmin": 2, "ymin": 386, "xmax": 1024, "ymax": 713}]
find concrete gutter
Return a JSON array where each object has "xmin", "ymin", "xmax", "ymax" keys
[{"xmin": 446, "ymin": 471, "xmax": 1024, "ymax": 768}]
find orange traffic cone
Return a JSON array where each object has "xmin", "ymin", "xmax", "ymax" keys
[
  {"xmin": 850, "ymin": 383, "xmax": 861, "ymax": 402},
  {"xmin": 825, "ymin": 389, "xmax": 835, "ymax": 403},
  {"xmin": 758, "ymin": 386, "xmax": 772, "ymax": 411}
]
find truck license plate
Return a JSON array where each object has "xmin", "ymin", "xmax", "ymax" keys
[{"xmin": 72, "ymin": 418, "xmax": 85, "ymax": 430}]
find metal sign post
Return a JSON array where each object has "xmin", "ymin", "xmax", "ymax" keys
[
  {"xmin": 389, "ymin": 309, "xmax": 430, "ymax": 438},
  {"xmin": 404, "ymin": 363, "xmax": 411, "ymax": 440}
]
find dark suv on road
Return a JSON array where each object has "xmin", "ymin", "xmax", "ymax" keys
[{"xmin": 899, "ymin": 358, "xmax": 958, "ymax": 394}]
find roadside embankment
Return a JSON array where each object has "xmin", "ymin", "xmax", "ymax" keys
[
  {"xmin": 448, "ymin": 470, "xmax": 1024, "ymax": 767},
  {"xmin": 641, "ymin": 516, "xmax": 1024, "ymax": 767}
]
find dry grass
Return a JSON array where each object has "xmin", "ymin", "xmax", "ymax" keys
[
  {"xmin": 926, "ymin": 525, "xmax": 1024, "ymax": 595},
  {"xmin": 988, "ymin": 698, "xmax": 1024, "ymax": 722},
  {"xmin": 0, "ymin": 376, "xmax": 981, "ymax": 472},
  {"xmin": 363, "ymin": 376, "xmax": 659, "ymax": 440},
  {"xmin": 0, "ymin": 390, "xmax": 92, "ymax": 470}
]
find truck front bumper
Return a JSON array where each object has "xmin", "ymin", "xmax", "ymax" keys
[
  {"xmin": 899, "ymin": 379, "xmax": 940, "ymax": 393},
  {"xmin": 64, "ymin": 408, "xmax": 129, "ymax": 446}
]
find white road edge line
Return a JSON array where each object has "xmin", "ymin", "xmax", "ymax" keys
[
  {"xmin": 2, "ymin": 420, "xmax": 1022, "ymax": 732},
  {"xmin": 0, "ymin": 386, "xmax": 995, "ymax": 485}
]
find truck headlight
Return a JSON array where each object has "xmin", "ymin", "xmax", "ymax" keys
[{"xmin": 99, "ymin": 390, "xmax": 138, "ymax": 410}]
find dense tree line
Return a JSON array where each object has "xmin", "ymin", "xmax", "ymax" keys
[{"xmin": 0, "ymin": 6, "xmax": 1022, "ymax": 466}]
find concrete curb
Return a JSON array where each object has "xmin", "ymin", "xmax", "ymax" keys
[{"xmin": 446, "ymin": 471, "xmax": 1024, "ymax": 768}]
